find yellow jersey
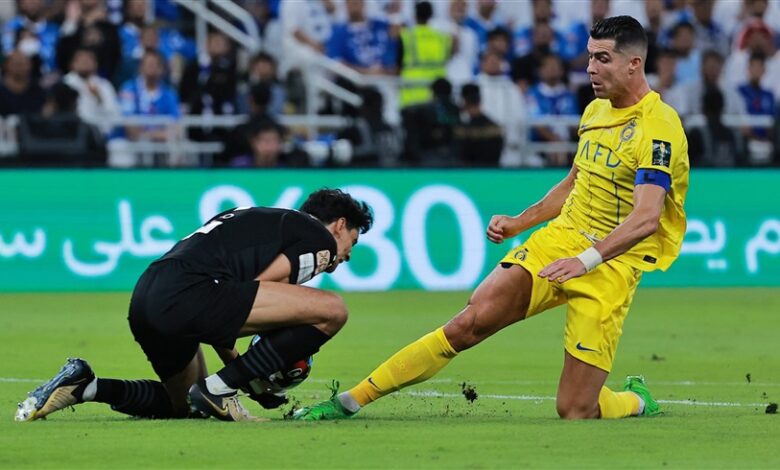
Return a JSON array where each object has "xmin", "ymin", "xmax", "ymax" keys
[{"xmin": 554, "ymin": 90, "xmax": 689, "ymax": 272}]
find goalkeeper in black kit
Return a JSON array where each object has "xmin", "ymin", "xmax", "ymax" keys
[{"xmin": 16, "ymin": 189, "xmax": 373, "ymax": 422}]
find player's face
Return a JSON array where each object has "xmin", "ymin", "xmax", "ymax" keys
[
  {"xmin": 586, "ymin": 37, "xmax": 631, "ymax": 100},
  {"xmin": 328, "ymin": 223, "xmax": 360, "ymax": 272}
]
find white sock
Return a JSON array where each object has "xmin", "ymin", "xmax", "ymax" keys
[
  {"xmin": 635, "ymin": 393, "xmax": 646, "ymax": 415},
  {"xmin": 337, "ymin": 392, "xmax": 361, "ymax": 414},
  {"xmin": 82, "ymin": 378, "xmax": 98, "ymax": 402},
  {"xmin": 206, "ymin": 374, "xmax": 236, "ymax": 396}
]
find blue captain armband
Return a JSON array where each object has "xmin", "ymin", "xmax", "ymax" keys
[{"xmin": 635, "ymin": 169, "xmax": 671, "ymax": 191}]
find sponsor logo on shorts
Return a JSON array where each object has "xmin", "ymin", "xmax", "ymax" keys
[{"xmin": 575, "ymin": 342, "xmax": 599, "ymax": 352}]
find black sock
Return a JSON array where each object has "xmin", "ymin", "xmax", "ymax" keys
[
  {"xmin": 217, "ymin": 325, "xmax": 330, "ymax": 389},
  {"xmin": 94, "ymin": 379, "xmax": 174, "ymax": 419}
]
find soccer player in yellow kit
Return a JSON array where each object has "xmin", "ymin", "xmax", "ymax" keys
[{"xmin": 296, "ymin": 15, "xmax": 689, "ymax": 421}]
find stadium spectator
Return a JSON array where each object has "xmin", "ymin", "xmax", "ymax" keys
[
  {"xmin": 677, "ymin": 49, "xmax": 744, "ymax": 118},
  {"xmin": 17, "ymin": 82, "xmax": 106, "ymax": 166},
  {"xmin": 454, "ymin": 82, "xmax": 503, "ymax": 166},
  {"xmin": 398, "ymin": 1, "xmax": 452, "ymax": 108},
  {"xmin": 237, "ymin": 52, "xmax": 285, "ymax": 117},
  {"xmin": 0, "ymin": 50, "xmax": 46, "ymax": 116},
  {"xmin": 687, "ymin": 87, "xmax": 745, "ymax": 167},
  {"xmin": 566, "ymin": 0, "xmax": 611, "ymax": 71},
  {"xmin": 483, "ymin": 27, "xmax": 512, "ymax": 72},
  {"xmin": 464, "ymin": 0, "xmax": 507, "ymax": 53},
  {"xmin": 513, "ymin": 0, "xmax": 567, "ymax": 60},
  {"xmin": 229, "ymin": 119, "xmax": 307, "ymax": 168},
  {"xmin": 401, "ymin": 77, "xmax": 460, "ymax": 166},
  {"xmin": 13, "ymin": 26, "xmax": 47, "ymax": 83},
  {"xmin": 63, "ymin": 47, "xmax": 120, "ymax": 135},
  {"xmin": 430, "ymin": 0, "xmax": 479, "ymax": 87},
  {"xmin": 179, "ymin": 30, "xmax": 237, "ymax": 112},
  {"xmin": 338, "ymin": 86, "xmax": 402, "ymax": 167},
  {"xmin": 723, "ymin": 19, "xmax": 780, "ymax": 100},
  {"xmin": 642, "ymin": 0, "xmax": 664, "ymax": 75},
  {"xmin": 117, "ymin": 0, "xmax": 196, "ymax": 86},
  {"xmin": 511, "ymin": 20, "xmax": 556, "ymax": 92},
  {"xmin": 668, "ymin": 22, "xmax": 700, "ymax": 85},
  {"xmin": 56, "ymin": 0, "xmax": 122, "ymax": 80},
  {"xmin": 649, "ymin": 49, "xmax": 685, "ymax": 114},
  {"xmin": 1, "ymin": 0, "xmax": 59, "ymax": 74},
  {"xmin": 118, "ymin": 49, "xmax": 180, "ymax": 143},
  {"xmin": 737, "ymin": 52, "xmax": 776, "ymax": 164},
  {"xmin": 526, "ymin": 53, "xmax": 578, "ymax": 167},
  {"xmin": 477, "ymin": 49, "xmax": 531, "ymax": 167},
  {"xmin": 279, "ymin": 0, "xmax": 336, "ymax": 76},
  {"xmin": 225, "ymin": 83, "xmax": 278, "ymax": 164},
  {"xmin": 326, "ymin": 0, "xmax": 398, "ymax": 76},
  {"xmin": 688, "ymin": 0, "xmax": 729, "ymax": 57}
]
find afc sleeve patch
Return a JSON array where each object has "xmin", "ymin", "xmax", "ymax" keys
[{"xmin": 652, "ymin": 139, "xmax": 672, "ymax": 167}]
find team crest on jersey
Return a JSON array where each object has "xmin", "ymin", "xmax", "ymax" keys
[
  {"xmin": 513, "ymin": 248, "xmax": 528, "ymax": 261},
  {"xmin": 620, "ymin": 120, "xmax": 637, "ymax": 143},
  {"xmin": 315, "ymin": 250, "xmax": 331, "ymax": 274},
  {"xmin": 652, "ymin": 139, "xmax": 672, "ymax": 167}
]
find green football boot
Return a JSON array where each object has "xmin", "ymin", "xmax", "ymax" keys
[
  {"xmin": 292, "ymin": 380, "xmax": 357, "ymax": 421},
  {"xmin": 623, "ymin": 375, "xmax": 662, "ymax": 416}
]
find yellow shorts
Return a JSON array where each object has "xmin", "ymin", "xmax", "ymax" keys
[{"xmin": 500, "ymin": 222, "xmax": 642, "ymax": 372}]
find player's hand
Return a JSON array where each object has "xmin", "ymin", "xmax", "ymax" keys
[
  {"xmin": 538, "ymin": 257, "xmax": 587, "ymax": 284},
  {"xmin": 242, "ymin": 387, "xmax": 289, "ymax": 409},
  {"xmin": 486, "ymin": 215, "xmax": 521, "ymax": 244}
]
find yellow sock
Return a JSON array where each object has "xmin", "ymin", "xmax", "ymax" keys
[
  {"xmin": 598, "ymin": 386, "xmax": 641, "ymax": 419},
  {"xmin": 348, "ymin": 327, "xmax": 458, "ymax": 407}
]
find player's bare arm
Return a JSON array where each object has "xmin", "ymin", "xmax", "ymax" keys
[
  {"xmin": 255, "ymin": 254, "xmax": 293, "ymax": 283},
  {"xmin": 214, "ymin": 346, "xmax": 239, "ymax": 365},
  {"xmin": 487, "ymin": 165, "xmax": 579, "ymax": 244},
  {"xmin": 539, "ymin": 183, "xmax": 666, "ymax": 283}
]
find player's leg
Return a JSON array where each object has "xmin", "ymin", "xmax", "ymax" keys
[
  {"xmin": 14, "ymin": 348, "xmax": 202, "ymax": 422},
  {"xmin": 294, "ymin": 264, "xmax": 537, "ymax": 420},
  {"xmin": 191, "ymin": 282, "xmax": 350, "ymax": 419},
  {"xmin": 556, "ymin": 261, "xmax": 657, "ymax": 419}
]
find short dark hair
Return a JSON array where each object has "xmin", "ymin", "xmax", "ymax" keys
[
  {"xmin": 702, "ymin": 87, "xmax": 724, "ymax": 116},
  {"xmin": 48, "ymin": 82, "xmax": 79, "ymax": 113},
  {"xmin": 431, "ymin": 77, "xmax": 452, "ymax": 99},
  {"xmin": 461, "ymin": 83, "xmax": 481, "ymax": 106},
  {"xmin": 590, "ymin": 16, "xmax": 648, "ymax": 54},
  {"xmin": 415, "ymin": 1, "xmax": 433, "ymax": 23},
  {"xmin": 300, "ymin": 188, "xmax": 373, "ymax": 234},
  {"xmin": 486, "ymin": 27, "xmax": 511, "ymax": 43},
  {"xmin": 749, "ymin": 51, "xmax": 767, "ymax": 64}
]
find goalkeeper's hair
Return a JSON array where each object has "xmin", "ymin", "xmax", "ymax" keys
[{"xmin": 300, "ymin": 188, "xmax": 373, "ymax": 234}]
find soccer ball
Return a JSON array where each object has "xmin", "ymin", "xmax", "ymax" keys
[{"xmin": 246, "ymin": 334, "xmax": 313, "ymax": 395}]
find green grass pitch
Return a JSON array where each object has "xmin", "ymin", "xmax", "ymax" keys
[{"xmin": 1, "ymin": 289, "xmax": 779, "ymax": 468}]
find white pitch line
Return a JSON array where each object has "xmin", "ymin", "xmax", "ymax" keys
[
  {"xmin": 306, "ymin": 378, "xmax": 780, "ymax": 387},
  {"xmin": 406, "ymin": 391, "xmax": 769, "ymax": 408}
]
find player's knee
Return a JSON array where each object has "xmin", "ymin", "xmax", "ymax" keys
[
  {"xmin": 318, "ymin": 292, "xmax": 349, "ymax": 334},
  {"xmin": 444, "ymin": 304, "xmax": 488, "ymax": 351},
  {"xmin": 556, "ymin": 397, "xmax": 599, "ymax": 420}
]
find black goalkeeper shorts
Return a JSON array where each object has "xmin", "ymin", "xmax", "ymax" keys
[{"xmin": 128, "ymin": 258, "xmax": 258, "ymax": 381}]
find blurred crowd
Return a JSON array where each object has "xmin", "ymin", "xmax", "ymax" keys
[{"xmin": 1, "ymin": 0, "xmax": 779, "ymax": 168}]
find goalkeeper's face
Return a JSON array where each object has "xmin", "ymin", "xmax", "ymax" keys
[{"xmin": 327, "ymin": 219, "xmax": 360, "ymax": 273}]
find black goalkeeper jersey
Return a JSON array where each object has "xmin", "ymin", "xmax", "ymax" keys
[{"xmin": 158, "ymin": 207, "xmax": 337, "ymax": 284}]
